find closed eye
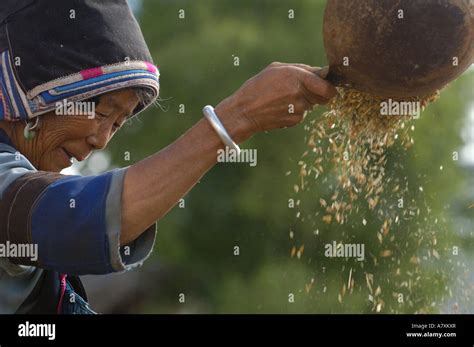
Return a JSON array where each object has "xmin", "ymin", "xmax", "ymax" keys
[
  {"xmin": 95, "ymin": 112, "xmax": 108, "ymax": 119},
  {"xmin": 95, "ymin": 111, "xmax": 124, "ymax": 132}
]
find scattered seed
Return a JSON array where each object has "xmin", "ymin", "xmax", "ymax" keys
[{"xmin": 298, "ymin": 88, "xmax": 439, "ymax": 225}]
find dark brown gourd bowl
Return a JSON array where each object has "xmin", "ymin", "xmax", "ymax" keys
[{"xmin": 323, "ymin": 0, "xmax": 474, "ymax": 98}]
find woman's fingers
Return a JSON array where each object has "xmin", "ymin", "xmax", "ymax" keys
[
  {"xmin": 298, "ymin": 68, "xmax": 337, "ymax": 101},
  {"xmin": 270, "ymin": 62, "xmax": 318, "ymax": 73},
  {"xmin": 275, "ymin": 63, "xmax": 336, "ymax": 102},
  {"xmin": 301, "ymin": 85, "xmax": 331, "ymax": 105},
  {"xmin": 270, "ymin": 62, "xmax": 331, "ymax": 80},
  {"xmin": 216, "ymin": 61, "xmax": 338, "ymax": 140}
]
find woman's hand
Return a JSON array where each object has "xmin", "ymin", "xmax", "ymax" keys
[{"xmin": 216, "ymin": 62, "xmax": 337, "ymax": 143}]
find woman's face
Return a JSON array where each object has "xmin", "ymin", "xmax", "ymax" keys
[{"xmin": 27, "ymin": 89, "xmax": 139, "ymax": 172}]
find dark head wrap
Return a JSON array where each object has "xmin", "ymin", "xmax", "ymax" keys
[{"xmin": 0, "ymin": 0, "xmax": 159, "ymax": 121}]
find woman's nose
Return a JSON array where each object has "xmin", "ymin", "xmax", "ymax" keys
[{"xmin": 87, "ymin": 126, "xmax": 111, "ymax": 150}]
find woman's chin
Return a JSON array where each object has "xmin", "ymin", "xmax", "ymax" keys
[
  {"xmin": 41, "ymin": 148, "xmax": 74, "ymax": 172},
  {"xmin": 39, "ymin": 158, "xmax": 72, "ymax": 173},
  {"xmin": 40, "ymin": 163, "xmax": 65, "ymax": 173}
]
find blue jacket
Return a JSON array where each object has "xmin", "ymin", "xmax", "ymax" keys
[{"xmin": 0, "ymin": 129, "xmax": 156, "ymax": 313}]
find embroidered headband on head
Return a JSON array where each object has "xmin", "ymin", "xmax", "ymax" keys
[{"xmin": 0, "ymin": 0, "xmax": 160, "ymax": 122}]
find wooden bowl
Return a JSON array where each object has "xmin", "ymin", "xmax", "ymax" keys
[{"xmin": 323, "ymin": 0, "xmax": 474, "ymax": 98}]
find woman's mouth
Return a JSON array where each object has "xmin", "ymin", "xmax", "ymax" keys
[{"xmin": 60, "ymin": 147, "xmax": 74, "ymax": 166}]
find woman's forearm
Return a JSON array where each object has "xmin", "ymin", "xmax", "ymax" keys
[{"xmin": 120, "ymin": 103, "xmax": 243, "ymax": 245}]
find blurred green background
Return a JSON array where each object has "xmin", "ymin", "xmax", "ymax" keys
[{"xmin": 81, "ymin": 0, "xmax": 474, "ymax": 313}]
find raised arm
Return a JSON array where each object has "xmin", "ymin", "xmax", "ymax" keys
[{"xmin": 121, "ymin": 63, "xmax": 336, "ymax": 245}]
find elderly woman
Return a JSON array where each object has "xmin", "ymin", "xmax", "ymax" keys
[{"xmin": 0, "ymin": 0, "xmax": 335, "ymax": 314}]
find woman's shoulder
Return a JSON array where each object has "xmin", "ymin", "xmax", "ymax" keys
[
  {"xmin": 0, "ymin": 148, "xmax": 35, "ymax": 196},
  {"xmin": 0, "ymin": 148, "xmax": 43, "ymax": 314},
  {"xmin": 0, "ymin": 146, "xmax": 35, "ymax": 170}
]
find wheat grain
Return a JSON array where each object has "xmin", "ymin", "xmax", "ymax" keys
[{"xmin": 300, "ymin": 88, "xmax": 439, "ymax": 225}]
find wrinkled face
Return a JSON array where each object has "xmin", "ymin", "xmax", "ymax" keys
[{"xmin": 34, "ymin": 89, "xmax": 139, "ymax": 172}]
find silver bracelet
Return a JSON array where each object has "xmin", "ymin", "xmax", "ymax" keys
[{"xmin": 203, "ymin": 105, "xmax": 241, "ymax": 156}]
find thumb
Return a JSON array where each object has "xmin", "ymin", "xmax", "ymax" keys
[{"xmin": 314, "ymin": 66, "xmax": 330, "ymax": 79}]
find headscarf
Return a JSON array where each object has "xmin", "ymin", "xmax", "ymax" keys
[{"xmin": 0, "ymin": 0, "xmax": 159, "ymax": 121}]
